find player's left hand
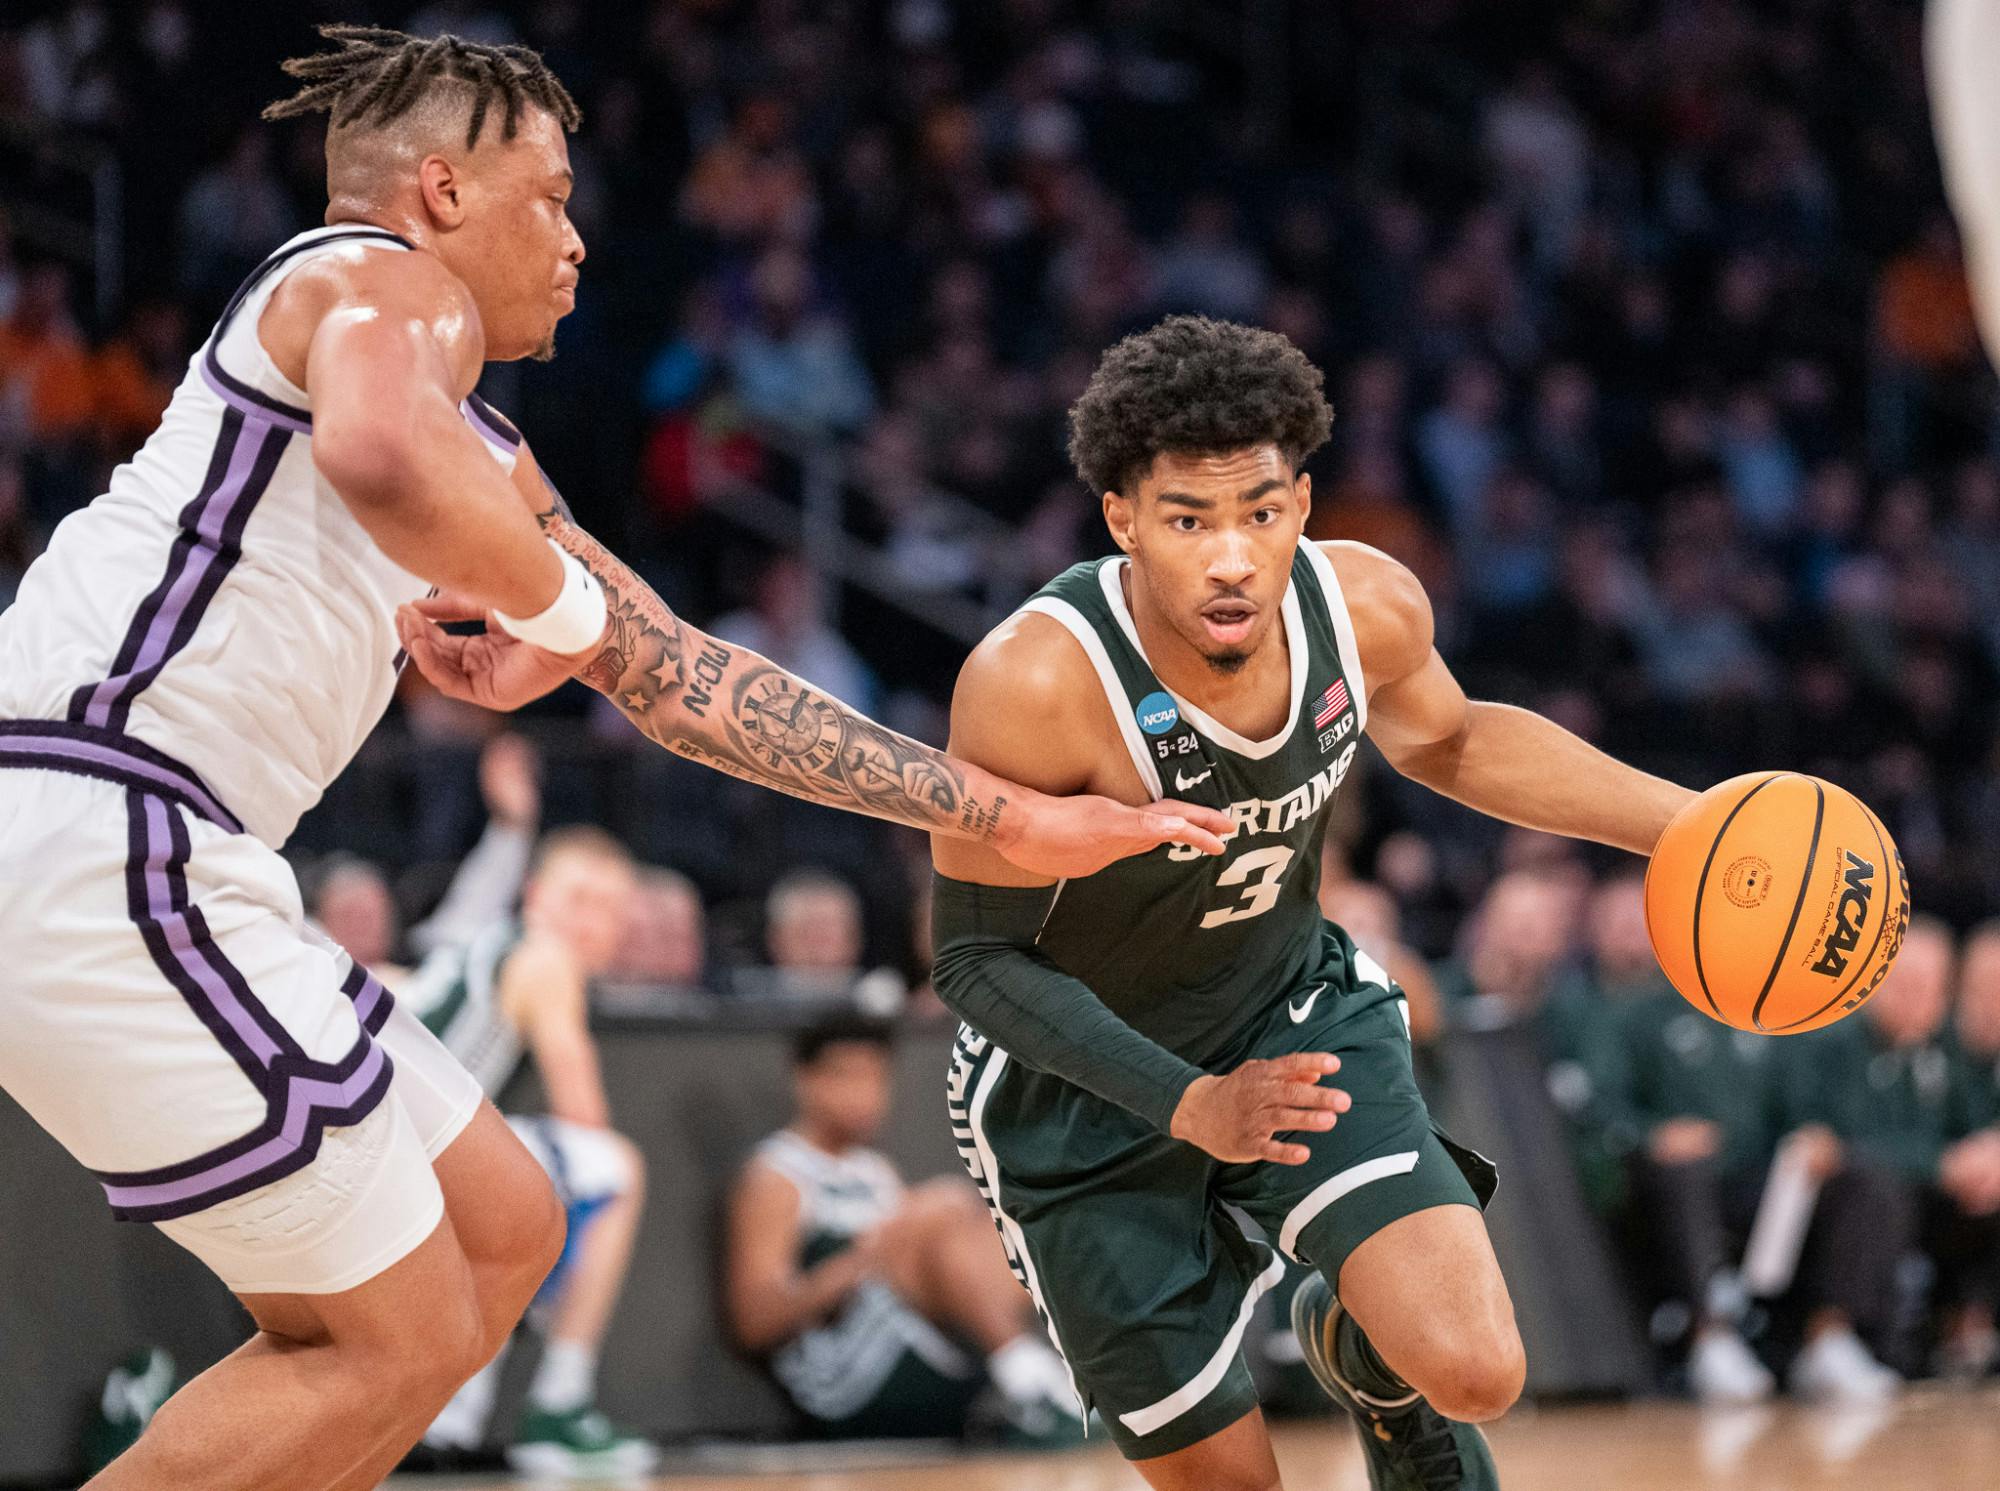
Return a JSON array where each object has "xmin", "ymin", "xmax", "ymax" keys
[
  {"xmin": 395, "ymin": 591, "xmax": 585, "ymax": 712},
  {"xmin": 997, "ymin": 792, "xmax": 1233, "ymax": 877}
]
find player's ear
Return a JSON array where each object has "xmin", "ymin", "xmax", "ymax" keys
[
  {"xmin": 1294, "ymin": 471, "xmax": 1312, "ymax": 530},
  {"xmin": 1103, "ymin": 489, "xmax": 1137, "ymax": 555},
  {"xmin": 417, "ymin": 154, "xmax": 468, "ymax": 229}
]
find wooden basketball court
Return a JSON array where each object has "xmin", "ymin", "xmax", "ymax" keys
[{"xmin": 400, "ymin": 1385, "xmax": 1999, "ymax": 1490}]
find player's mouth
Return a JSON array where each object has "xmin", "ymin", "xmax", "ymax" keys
[{"xmin": 1199, "ymin": 597, "xmax": 1258, "ymax": 646}]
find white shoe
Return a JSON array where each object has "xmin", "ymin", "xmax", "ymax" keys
[
  {"xmin": 1788, "ymin": 1328, "xmax": 1900, "ymax": 1403},
  {"xmin": 1689, "ymin": 1329, "xmax": 1775, "ymax": 1404}
]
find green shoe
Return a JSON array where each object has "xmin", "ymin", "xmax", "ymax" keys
[
  {"xmin": 507, "ymin": 1404, "xmax": 660, "ymax": 1479},
  {"xmin": 82, "ymin": 1348, "xmax": 175, "ymax": 1473},
  {"xmin": 1291, "ymin": 1273, "xmax": 1499, "ymax": 1490}
]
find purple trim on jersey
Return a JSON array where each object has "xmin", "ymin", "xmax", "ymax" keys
[
  {"xmin": 90, "ymin": 790, "xmax": 395, "ymax": 1222},
  {"xmin": 129, "ymin": 793, "xmax": 296, "ymax": 1081},
  {"xmin": 463, "ymin": 391, "xmax": 522, "ymax": 451},
  {"xmin": 200, "ymin": 353, "xmax": 313, "ymax": 433},
  {"xmin": 0, "ymin": 720, "xmax": 243, "ymax": 831},
  {"xmin": 70, "ymin": 410, "xmax": 292, "ymax": 734}
]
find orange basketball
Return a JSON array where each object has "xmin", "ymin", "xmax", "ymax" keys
[{"xmin": 1644, "ymin": 772, "xmax": 1910, "ymax": 1034}]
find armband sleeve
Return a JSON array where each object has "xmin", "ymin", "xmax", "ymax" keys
[{"xmin": 929, "ymin": 873, "xmax": 1203, "ymax": 1134}]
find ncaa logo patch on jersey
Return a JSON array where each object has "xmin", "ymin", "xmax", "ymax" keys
[{"xmin": 1136, "ymin": 690, "xmax": 1180, "ymax": 736}]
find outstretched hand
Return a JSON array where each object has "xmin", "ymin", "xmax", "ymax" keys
[
  {"xmin": 394, "ymin": 591, "xmax": 594, "ymax": 713},
  {"xmin": 996, "ymin": 793, "xmax": 1234, "ymax": 878}
]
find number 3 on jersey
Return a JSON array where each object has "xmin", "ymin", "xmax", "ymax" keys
[{"xmin": 1201, "ymin": 844, "xmax": 1296, "ymax": 929}]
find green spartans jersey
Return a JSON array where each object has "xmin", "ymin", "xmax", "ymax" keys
[
  {"xmin": 751, "ymin": 1130, "xmax": 973, "ymax": 1420},
  {"xmin": 403, "ymin": 919, "xmax": 528, "ymax": 1098},
  {"xmin": 1019, "ymin": 544, "xmax": 1377, "ymax": 1063}
]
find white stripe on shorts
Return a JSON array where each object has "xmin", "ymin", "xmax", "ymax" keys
[
  {"xmin": 1277, "ymin": 1150, "xmax": 1422, "ymax": 1262},
  {"xmin": 1117, "ymin": 1248, "xmax": 1286, "ymax": 1440}
]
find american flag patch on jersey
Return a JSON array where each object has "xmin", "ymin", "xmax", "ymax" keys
[{"xmin": 1314, "ymin": 678, "xmax": 1351, "ymax": 728}]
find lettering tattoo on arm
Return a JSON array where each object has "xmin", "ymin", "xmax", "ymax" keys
[{"xmin": 535, "ymin": 506, "xmax": 1008, "ymax": 840}]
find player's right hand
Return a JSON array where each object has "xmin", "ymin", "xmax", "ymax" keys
[
  {"xmin": 1169, "ymin": 1053, "xmax": 1350, "ymax": 1165},
  {"xmin": 997, "ymin": 792, "xmax": 1233, "ymax": 877},
  {"xmin": 395, "ymin": 592, "xmax": 582, "ymax": 712}
]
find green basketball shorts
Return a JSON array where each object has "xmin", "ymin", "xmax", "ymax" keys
[{"xmin": 946, "ymin": 955, "xmax": 1495, "ymax": 1460}]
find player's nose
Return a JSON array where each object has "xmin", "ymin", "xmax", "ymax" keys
[{"xmin": 1206, "ymin": 532, "xmax": 1256, "ymax": 584}]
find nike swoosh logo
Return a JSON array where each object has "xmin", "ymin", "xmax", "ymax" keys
[
  {"xmin": 1176, "ymin": 768, "xmax": 1213, "ymax": 790},
  {"xmin": 1288, "ymin": 984, "xmax": 1323, "ymax": 1023}
]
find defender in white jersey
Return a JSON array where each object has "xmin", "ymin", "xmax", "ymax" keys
[
  {"xmin": 0, "ymin": 25, "xmax": 1231, "ymax": 1491},
  {"xmin": 402, "ymin": 829, "xmax": 657, "ymax": 1476}
]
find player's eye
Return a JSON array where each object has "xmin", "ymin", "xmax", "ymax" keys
[
  {"xmin": 1251, "ymin": 507, "xmax": 1278, "ymax": 524},
  {"xmin": 1170, "ymin": 516, "xmax": 1200, "ymax": 533}
]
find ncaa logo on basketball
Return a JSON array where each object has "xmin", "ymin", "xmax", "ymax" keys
[
  {"xmin": 1136, "ymin": 691, "xmax": 1179, "ymax": 736},
  {"xmin": 1810, "ymin": 851, "xmax": 1875, "ymax": 978}
]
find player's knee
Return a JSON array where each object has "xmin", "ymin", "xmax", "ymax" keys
[{"xmin": 1418, "ymin": 1332, "xmax": 1525, "ymax": 1424}]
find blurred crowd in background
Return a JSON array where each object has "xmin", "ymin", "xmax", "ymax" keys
[{"xmin": 6, "ymin": 0, "xmax": 2000, "ymax": 1405}]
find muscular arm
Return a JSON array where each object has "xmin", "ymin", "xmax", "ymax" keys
[
  {"xmin": 288, "ymin": 248, "xmax": 563, "ymax": 619},
  {"xmin": 501, "ymin": 933, "xmax": 610, "ymax": 1130},
  {"xmin": 527, "ymin": 493, "xmax": 1225, "ymax": 873},
  {"xmin": 725, "ymin": 1161, "xmax": 876, "ymax": 1354},
  {"xmin": 1331, "ymin": 542, "xmax": 1696, "ymax": 856}
]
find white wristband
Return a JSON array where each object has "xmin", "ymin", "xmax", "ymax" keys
[{"xmin": 492, "ymin": 540, "xmax": 609, "ymax": 654}]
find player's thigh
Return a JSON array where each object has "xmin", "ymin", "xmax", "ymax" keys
[
  {"xmin": 949, "ymin": 1028, "xmax": 1262, "ymax": 1461},
  {"xmin": 437, "ymin": 1105, "xmax": 566, "ymax": 1316},
  {"xmin": 238, "ymin": 1200, "xmax": 486, "ymax": 1398},
  {"xmin": 1220, "ymin": 999, "xmax": 1487, "ymax": 1279}
]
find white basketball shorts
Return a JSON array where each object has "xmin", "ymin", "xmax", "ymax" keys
[{"xmin": 0, "ymin": 762, "xmax": 483, "ymax": 1294}]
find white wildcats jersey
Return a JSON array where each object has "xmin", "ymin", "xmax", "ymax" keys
[{"xmin": 0, "ymin": 226, "xmax": 522, "ymax": 846}]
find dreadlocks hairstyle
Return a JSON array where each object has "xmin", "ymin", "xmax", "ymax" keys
[
  {"xmin": 263, "ymin": 24, "xmax": 581, "ymax": 150},
  {"xmin": 1067, "ymin": 315, "xmax": 1334, "ymax": 497}
]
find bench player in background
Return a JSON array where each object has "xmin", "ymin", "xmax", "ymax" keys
[
  {"xmin": 405, "ymin": 827, "xmax": 656, "ymax": 1478},
  {"xmin": 929, "ymin": 317, "xmax": 1699, "ymax": 1491},
  {"xmin": 0, "ymin": 26, "xmax": 1228, "ymax": 1491},
  {"xmin": 726, "ymin": 1014, "xmax": 1083, "ymax": 1448}
]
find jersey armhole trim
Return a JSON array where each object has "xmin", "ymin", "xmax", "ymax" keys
[
  {"xmin": 1016, "ymin": 596, "xmax": 1165, "ymax": 799},
  {"xmin": 1300, "ymin": 542, "xmax": 1368, "ymax": 736}
]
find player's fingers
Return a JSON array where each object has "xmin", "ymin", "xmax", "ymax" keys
[
  {"xmin": 1139, "ymin": 806, "xmax": 1227, "ymax": 856},
  {"xmin": 1268, "ymin": 1052, "xmax": 1342, "ymax": 1080},
  {"xmin": 1277, "ymin": 1082, "xmax": 1351, "ymax": 1113},
  {"xmin": 1271, "ymin": 1106, "xmax": 1340, "ymax": 1132},
  {"xmin": 1260, "ymin": 1140, "xmax": 1313, "ymax": 1166},
  {"xmin": 409, "ymin": 591, "xmax": 491, "ymax": 624}
]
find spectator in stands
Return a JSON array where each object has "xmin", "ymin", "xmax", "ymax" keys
[
  {"xmin": 735, "ymin": 868, "xmax": 904, "ymax": 1012},
  {"xmin": 1768, "ymin": 917, "xmax": 1994, "ymax": 1399},
  {"xmin": 174, "ymin": 126, "xmax": 296, "ymax": 307},
  {"xmin": 712, "ymin": 552, "xmax": 880, "ymax": 717},
  {"xmin": 410, "ymin": 828, "xmax": 658, "ymax": 1475},
  {"xmin": 724, "ymin": 1015, "xmax": 1081, "ymax": 1445},
  {"xmin": 306, "ymin": 854, "xmax": 399, "ymax": 972},
  {"xmin": 305, "ymin": 734, "xmax": 539, "ymax": 978},
  {"xmin": 725, "ymin": 246, "xmax": 875, "ymax": 439},
  {"xmin": 1319, "ymin": 870, "xmax": 1444, "ymax": 1045},
  {"xmin": 0, "ymin": 456, "xmax": 36, "ymax": 610},
  {"xmin": 1439, "ymin": 869, "xmax": 1578, "ymax": 1032},
  {"xmin": 1586, "ymin": 875, "xmax": 1781, "ymax": 1402},
  {"xmin": 92, "ymin": 299, "xmax": 187, "ymax": 459},
  {"xmin": 600, "ymin": 866, "xmax": 708, "ymax": 999},
  {"xmin": 0, "ymin": 263, "xmax": 94, "ymax": 454},
  {"xmin": 1941, "ymin": 920, "xmax": 2000, "ymax": 1375}
]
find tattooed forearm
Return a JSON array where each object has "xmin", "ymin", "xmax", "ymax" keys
[{"xmin": 534, "ymin": 508, "xmax": 1015, "ymax": 844}]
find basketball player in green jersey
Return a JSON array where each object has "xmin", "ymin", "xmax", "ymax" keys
[{"xmin": 930, "ymin": 316, "xmax": 1699, "ymax": 1491}]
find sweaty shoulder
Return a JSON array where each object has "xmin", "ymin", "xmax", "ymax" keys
[
  {"xmin": 950, "ymin": 609, "xmax": 1124, "ymax": 799},
  {"xmin": 1319, "ymin": 540, "xmax": 1434, "ymax": 694},
  {"xmin": 262, "ymin": 239, "xmax": 486, "ymax": 396}
]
